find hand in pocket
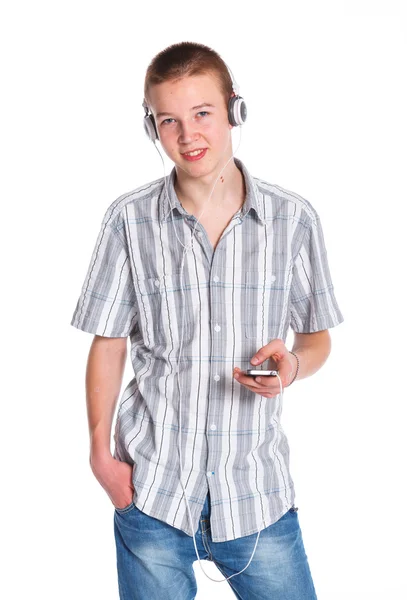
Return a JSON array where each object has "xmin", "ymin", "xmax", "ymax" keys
[{"xmin": 91, "ymin": 454, "xmax": 135, "ymax": 510}]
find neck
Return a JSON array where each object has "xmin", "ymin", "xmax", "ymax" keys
[{"xmin": 174, "ymin": 158, "xmax": 245, "ymax": 215}]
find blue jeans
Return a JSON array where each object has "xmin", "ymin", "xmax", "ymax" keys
[{"xmin": 113, "ymin": 492, "xmax": 318, "ymax": 599}]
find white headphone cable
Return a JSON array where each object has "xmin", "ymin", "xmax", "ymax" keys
[{"xmin": 152, "ymin": 113, "xmax": 285, "ymax": 583}]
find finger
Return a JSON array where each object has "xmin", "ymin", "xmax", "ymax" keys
[
  {"xmin": 237, "ymin": 376, "xmax": 263, "ymax": 388},
  {"xmin": 253, "ymin": 375, "xmax": 276, "ymax": 388},
  {"xmin": 233, "ymin": 367, "xmax": 272, "ymax": 381},
  {"xmin": 233, "ymin": 371, "xmax": 263, "ymax": 388},
  {"xmin": 233, "ymin": 375, "xmax": 264, "ymax": 392},
  {"xmin": 247, "ymin": 387, "xmax": 281, "ymax": 397},
  {"xmin": 250, "ymin": 338, "xmax": 286, "ymax": 366},
  {"xmin": 235, "ymin": 378, "xmax": 282, "ymax": 395},
  {"xmin": 234, "ymin": 372, "xmax": 280, "ymax": 392}
]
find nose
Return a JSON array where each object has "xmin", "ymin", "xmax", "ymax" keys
[{"xmin": 178, "ymin": 118, "xmax": 199, "ymax": 145}]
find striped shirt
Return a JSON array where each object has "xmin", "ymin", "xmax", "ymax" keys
[{"xmin": 71, "ymin": 157, "xmax": 344, "ymax": 542}]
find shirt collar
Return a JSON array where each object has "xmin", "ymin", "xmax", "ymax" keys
[{"xmin": 159, "ymin": 157, "xmax": 266, "ymax": 225}]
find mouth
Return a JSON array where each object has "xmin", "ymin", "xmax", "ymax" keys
[{"xmin": 181, "ymin": 148, "xmax": 207, "ymax": 162}]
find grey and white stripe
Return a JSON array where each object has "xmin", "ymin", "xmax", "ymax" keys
[{"xmin": 71, "ymin": 158, "xmax": 344, "ymax": 542}]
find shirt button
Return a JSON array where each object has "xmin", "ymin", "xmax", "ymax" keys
[
  {"xmin": 207, "ymin": 471, "xmax": 215, "ymax": 477},
  {"xmin": 214, "ymin": 375, "xmax": 220, "ymax": 381},
  {"xmin": 210, "ymin": 424, "xmax": 217, "ymax": 430},
  {"xmin": 214, "ymin": 324, "xmax": 221, "ymax": 332},
  {"xmin": 213, "ymin": 275, "xmax": 219, "ymax": 282},
  {"xmin": 154, "ymin": 279, "xmax": 160, "ymax": 287},
  {"xmin": 271, "ymin": 275, "xmax": 276, "ymax": 282}
]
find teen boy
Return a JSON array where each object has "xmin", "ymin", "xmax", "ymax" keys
[{"xmin": 71, "ymin": 41, "xmax": 344, "ymax": 599}]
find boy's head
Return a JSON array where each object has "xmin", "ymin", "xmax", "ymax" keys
[
  {"xmin": 143, "ymin": 42, "xmax": 241, "ymax": 179},
  {"xmin": 144, "ymin": 41, "xmax": 234, "ymax": 114}
]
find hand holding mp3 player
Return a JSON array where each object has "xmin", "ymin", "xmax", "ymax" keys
[
  {"xmin": 233, "ymin": 338, "xmax": 295, "ymax": 397},
  {"xmin": 235, "ymin": 368, "xmax": 280, "ymax": 398}
]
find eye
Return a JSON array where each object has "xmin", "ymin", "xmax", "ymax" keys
[
  {"xmin": 197, "ymin": 111, "xmax": 209, "ymax": 118},
  {"xmin": 161, "ymin": 118, "xmax": 175, "ymax": 125}
]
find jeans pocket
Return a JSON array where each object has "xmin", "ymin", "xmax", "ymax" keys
[{"xmin": 115, "ymin": 500, "xmax": 136, "ymax": 514}]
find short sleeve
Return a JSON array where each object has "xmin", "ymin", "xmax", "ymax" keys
[
  {"xmin": 70, "ymin": 220, "xmax": 138, "ymax": 337},
  {"xmin": 289, "ymin": 213, "xmax": 344, "ymax": 333}
]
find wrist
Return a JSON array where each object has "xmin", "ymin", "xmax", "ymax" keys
[
  {"xmin": 287, "ymin": 351, "xmax": 300, "ymax": 386},
  {"xmin": 90, "ymin": 437, "xmax": 113, "ymax": 466}
]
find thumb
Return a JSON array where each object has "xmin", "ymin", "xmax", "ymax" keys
[{"xmin": 251, "ymin": 339, "xmax": 284, "ymax": 366}]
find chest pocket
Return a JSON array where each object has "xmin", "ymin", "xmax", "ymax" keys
[
  {"xmin": 244, "ymin": 268, "xmax": 292, "ymax": 339},
  {"xmin": 137, "ymin": 273, "xmax": 181, "ymax": 295},
  {"xmin": 135, "ymin": 272, "xmax": 196, "ymax": 348}
]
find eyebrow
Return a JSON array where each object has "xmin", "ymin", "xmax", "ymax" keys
[{"xmin": 155, "ymin": 103, "xmax": 215, "ymax": 119}]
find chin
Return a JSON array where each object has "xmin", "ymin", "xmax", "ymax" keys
[
  {"xmin": 175, "ymin": 154, "xmax": 224, "ymax": 175},
  {"xmin": 178, "ymin": 164, "xmax": 216, "ymax": 179}
]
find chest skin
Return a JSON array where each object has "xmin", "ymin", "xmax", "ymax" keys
[
  {"xmin": 198, "ymin": 210, "xmax": 239, "ymax": 251},
  {"xmin": 178, "ymin": 175, "xmax": 246, "ymax": 252}
]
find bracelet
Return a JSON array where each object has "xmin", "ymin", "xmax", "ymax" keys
[{"xmin": 287, "ymin": 351, "xmax": 300, "ymax": 387}]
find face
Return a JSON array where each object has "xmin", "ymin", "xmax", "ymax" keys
[{"xmin": 147, "ymin": 72, "xmax": 234, "ymax": 179}]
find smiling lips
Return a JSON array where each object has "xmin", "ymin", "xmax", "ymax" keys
[{"xmin": 181, "ymin": 148, "xmax": 207, "ymax": 162}]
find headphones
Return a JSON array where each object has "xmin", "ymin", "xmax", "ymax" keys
[{"xmin": 142, "ymin": 69, "xmax": 247, "ymax": 142}]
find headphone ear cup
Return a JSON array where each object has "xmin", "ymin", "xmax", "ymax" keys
[
  {"xmin": 143, "ymin": 114, "xmax": 158, "ymax": 142},
  {"xmin": 228, "ymin": 95, "xmax": 247, "ymax": 127}
]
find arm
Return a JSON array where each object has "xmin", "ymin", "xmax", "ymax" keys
[
  {"xmin": 86, "ymin": 334, "xmax": 127, "ymax": 465},
  {"xmin": 86, "ymin": 335, "xmax": 135, "ymax": 509},
  {"xmin": 290, "ymin": 329, "xmax": 331, "ymax": 383},
  {"xmin": 70, "ymin": 215, "xmax": 139, "ymax": 508}
]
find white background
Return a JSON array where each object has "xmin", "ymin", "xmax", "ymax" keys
[{"xmin": 1, "ymin": 1, "xmax": 406, "ymax": 598}]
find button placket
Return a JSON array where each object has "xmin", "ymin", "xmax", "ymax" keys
[{"xmin": 206, "ymin": 259, "xmax": 225, "ymax": 517}]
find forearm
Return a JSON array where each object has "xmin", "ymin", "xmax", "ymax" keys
[
  {"xmin": 86, "ymin": 335, "xmax": 127, "ymax": 463},
  {"xmin": 290, "ymin": 330, "xmax": 331, "ymax": 383}
]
